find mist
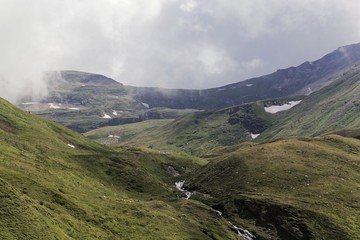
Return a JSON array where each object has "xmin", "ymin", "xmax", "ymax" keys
[{"xmin": 1, "ymin": 0, "xmax": 360, "ymax": 103}]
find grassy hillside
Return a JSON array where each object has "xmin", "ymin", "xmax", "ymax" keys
[
  {"xmin": 86, "ymin": 100, "xmax": 278, "ymax": 156},
  {"xmin": 0, "ymin": 97, "xmax": 240, "ymax": 239},
  {"xmin": 85, "ymin": 119, "xmax": 173, "ymax": 145},
  {"xmin": 187, "ymin": 135, "xmax": 360, "ymax": 239},
  {"xmin": 259, "ymin": 65, "xmax": 360, "ymax": 140}
]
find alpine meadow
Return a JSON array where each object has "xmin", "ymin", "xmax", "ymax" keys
[{"xmin": 1, "ymin": 1, "xmax": 360, "ymax": 239}]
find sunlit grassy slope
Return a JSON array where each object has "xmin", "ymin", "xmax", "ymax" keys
[
  {"xmin": 0, "ymin": 98, "xmax": 238, "ymax": 239},
  {"xmin": 187, "ymin": 135, "xmax": 360, "ymax": 239}
]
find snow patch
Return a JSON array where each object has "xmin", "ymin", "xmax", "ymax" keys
[
  {"xmin": 108, "ymin": 135, "xmax": 120, "ymax": 139},
  {"xmin": 307, "ymin": 87, "xmax": 313, "ymax": 95},
  {"xmin": 67, "ymin": 144, "xmax": 75, "ymax": 148},
  {"xmin": 251, "ymin": 133, "xmax": 260, "ymax": 139},
  {"xmin": 112, "ymin": 110, "xmax": 118, "ymax": 116},
  {"xmin": 68, "ymin": 107, "xmax": 80, "ymax": 110},
  {"xmin": 264, "ymin": 100, "xmax": 301, "ymax": 114},
  {"xmin": 21, "ymin": 102, "xmax": 40, "ymax": 105},
  {"xmin": 102, "ymin": 113, "xmax": 112, "ymax": 119},
  {"xmin": 48, "ymin": 103, "xmax": 61, "ymax": 109},
  {"xmin": 141, "ymin": 102, "xmax": 150, "ymax": 108},
  {"xmin": 246, "ymin": 84, "xmax": 253, "ymax": 87}
]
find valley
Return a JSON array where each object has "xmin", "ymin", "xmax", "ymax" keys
[{"xmin": 1, "ymin": 43, "xmax": 360, "ymax": 239}]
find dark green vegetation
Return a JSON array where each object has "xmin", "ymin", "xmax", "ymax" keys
[
  {"xmin": 188, "ymin": 135, "xmax": 360, "ymax": 239},
  {"xmin": 333, "ymin": 128, "xmax": 360, "ymax": 139},
  {"xmin": 0, "ymin": 98, "xmax": 239, "ymax": 239}
]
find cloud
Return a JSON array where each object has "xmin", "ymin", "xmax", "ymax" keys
[
  {"xmin": 0, "ymin": 0, "xmax": 360, "ymax": 102},
  {"xmin": 180, "ymin": 0, "xmax": 198, "ymax": 12}
]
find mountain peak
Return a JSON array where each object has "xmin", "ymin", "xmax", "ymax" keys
[{"xmin": 58, "ymin": 70, "xmax": 122, "ymax": 86}]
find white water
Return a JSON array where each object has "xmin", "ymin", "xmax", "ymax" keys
[
  {"xmin": 174, "ymin": 180, "xmax": 192, "ymax": 199},
  {"xmin": 228, "ymin": 222, "xmax": 256, "ymax": 240},
  {"xmin": 174, "ymin": 181, "xmax": 255, "ymax": 239},
  {"xmin": 264, "ymin": 100, "xmax": 301, "ymax": 114}
]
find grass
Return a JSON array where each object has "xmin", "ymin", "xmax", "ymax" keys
[
  {"xmin": 86, "ymin": 101, "xmax": 277, "ymax": 156},
  {"xmin": 187, "ymin": 134, "xmax": 360, "ymax": 239},
  {"xmin": 86, "ymin": 119, "xmax": 173, "ymax": 145},
  {"xmin": 5, "ymin": 66, "xmax": 360, "ymax": 239},
  {"xmin": 259, "ymin": 65, "xmax": 360, "ymax": 140},
  {"xmin": 0, "ymin": 97, "xmax": 239, "ymax": 239}
]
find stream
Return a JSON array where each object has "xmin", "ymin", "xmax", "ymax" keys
[
  {"xmin": 174, "ymin": 181, "xmax": 256, "ymax": 239},
  {"xmin": 175, "ymin": 180, "xmax": 192, "ymax": 199}
]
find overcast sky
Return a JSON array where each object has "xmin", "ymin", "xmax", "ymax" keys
[{"xmin": 1, "ymin": 0, "xmax": 360, "ymax": 101}]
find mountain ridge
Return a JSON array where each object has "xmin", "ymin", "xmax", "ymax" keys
[{"xmin": 17, "ymin": 43, "xmax": 360, "ymax": 133}]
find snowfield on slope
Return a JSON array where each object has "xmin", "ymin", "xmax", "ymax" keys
[
  {"xmin": 102, "ymin": 113, "xmax": 112, "ymax": 119},
  {"xmin": 264, "ymin": 100, "xmax": 301, "ymax": 114}
]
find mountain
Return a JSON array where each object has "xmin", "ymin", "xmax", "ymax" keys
[
  {"xmin": 87, "ymin": 60, "xmax": 360, "ymax": 155},
  {"xmin": 259, "ymin": 64, "xmax": 360, "ymax": 140},
  {"xmin": 0, "ymin": 97, "xmax": 240, "ymax": 239},
  {"xmin": 127, "ymin": 42, "xmax": 360, "ymax": 109},
  {"xmin": 85, "ymin": 98, "xmax": 292, "ymax": 156},
  {"xmin": 187, "ymin": 134, "xmax": 360, "ymax": 239},
  {"xmin": 3, "ymin": 40, "xmax": 360, "ymax": 239},
  {"xmin": 20, "ymin": 71, "xmax": 199, "ymax": 132},
  {"xmin": 3, "ymin": 95, "xmax": 360, "ymax": 239},
  {"xmin": 19, "ymin": 43, "xmax": 360, "ymax": 133}
]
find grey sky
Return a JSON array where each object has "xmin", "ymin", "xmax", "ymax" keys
[{"xmin": 1, "ymin": 0, "xmax": 360, "ymax": 102}]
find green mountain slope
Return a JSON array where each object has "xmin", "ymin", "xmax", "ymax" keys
[
  {"xmin": 87, "ymin": 60, "xmax": 360, "ymax": 156},
  {"xmin": 0, "ymin": 98, "xmax": 239, "ymax": 239},
  {"xmin": 187, "ymin": 135, "xmax": 360, "ymax": 239},
  {"xmin": 259, "ymin": 65, "xmax": 360, "ymax": 140},
  {"xmin": 86, "ymin": 100, "xmax": 282, "ymax": 156}
]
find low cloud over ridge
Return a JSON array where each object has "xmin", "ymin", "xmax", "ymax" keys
[{"xmin": 1, "ymin": 0, "xmax": 360, "ymax": 102}]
